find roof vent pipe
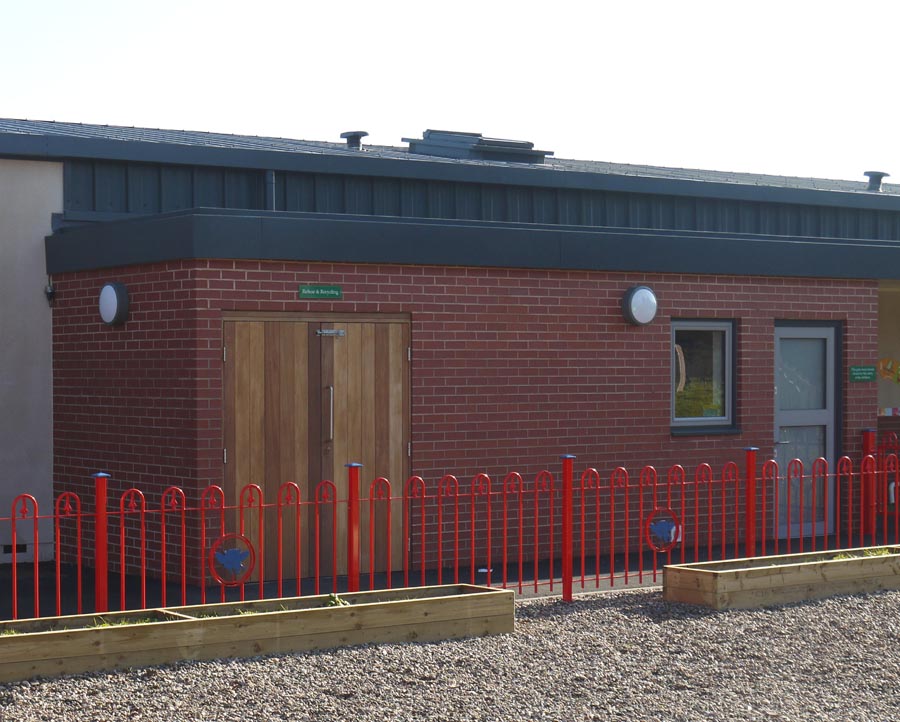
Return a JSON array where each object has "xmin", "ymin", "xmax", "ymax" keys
[
  {"xmin": 340, "ymin": 131, "xmax": 368, "ymax": 150},
  {"xmin": 864, "ymin": 170, "xmax": 889, "ymax": 192}
]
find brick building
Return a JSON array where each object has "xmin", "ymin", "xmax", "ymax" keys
[{"xmin": 2, "ymin": 120, "xmax": 900, "ymax": 571}]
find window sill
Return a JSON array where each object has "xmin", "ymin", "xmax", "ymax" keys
[{"xmin": 670, "ymin": 425, "xmax": 741, "ymax": 437}]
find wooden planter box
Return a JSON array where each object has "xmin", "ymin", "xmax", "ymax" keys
[
  {"xmin": 664, "ymin": 546, "xmax": 900, "ymax": 610},
  {"xmin": 0, "ymin": 584, "xmax": 513, "ymax": 683}
]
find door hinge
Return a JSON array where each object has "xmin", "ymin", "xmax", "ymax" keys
[
  {"xmin": 407, "ymin": 346, "xmax": 411, "ymax": 362},
  {"xmin": 223, "ymin": 346, "xmax": 226, "ymax": 363},
  {"xmin": 408, "ymin": 441, "xmax": 411, "ymax": 458},
  {"xmin": 223, "ymin": 448, "xmax": 227, "ymax": 464}
]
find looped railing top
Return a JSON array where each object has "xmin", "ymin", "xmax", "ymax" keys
[
  {"xmin": 369, "ymin": 477, "xmax": 391, "ymax": 501},
  {"xmin": 667, "ymin": 464, "xmax": 686, "ymax": 487},
  {"xmin": 721, "ymin": 461, "xmax": 738, "ymax": 485},
  {"xmin": 438, "ymin": 474, "xmax": 459, "ymax": 498},
  {"xmin": 695, "ymin": 463, "xmax": 713, "ymax": 484},
  {"xmin": 639, "ymin": 465, "xmax": 657, "ymax": 488},
  {"xmin": 471, "ymin": 473, "xmax": 491, "ymax": 497},
  {"xmin": 55, "ymin": 491, "xmax": 80, "ymax": 517},
  {"xmin": 610, "ymin": 467, "xmax": 628, "ymax": 489},
  {"xmin": 580, "ymin": 468, "xmax": 601, "ymax": 490},
  {"xmin": 503, "ymin": 471, "xmax": 523, "ymax": 495},
  {"xmin": 277, "ymin": 481, "xmax": 301, "ymax": 506},
  {"xmin": 786, "ymin": 458, "xmax": 804, "ymax": 480},
  {"xmin": 200, "ymin": 485, "xmax": 225, "ymax": 510},
  {"xmin": 315, "ymin": 479, "xmax": 336, "ymax": 504},
  {"xmin": 161, "ymin": 486, "xmax": 185, "ymax": 512},
  {"xmin": 12, "ymin": 493, "xmax": 38, "ymax": 520},
  {"xmin": 404, "ymin": 475, "xmax": 426, "ymax": 499},
  {"xmin": 534, "ymin": 469, "xmax": 554, "ymax": 492},
  {"xmin": 120, "ymin": 488, "xmax": 146, "ymax": 515},
  {"xmin": 238, "ymin": 483, "xmax": 264, "ymax": 509}
]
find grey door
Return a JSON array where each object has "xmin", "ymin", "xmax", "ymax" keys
[{"xmin": 774, "ymin": 325, "xmax": 837, "ymax": 538}]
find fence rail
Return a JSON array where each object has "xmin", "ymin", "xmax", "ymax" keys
[{"xmin": 3, "ymin": 449, "xmax": 899, "ymax": 620}]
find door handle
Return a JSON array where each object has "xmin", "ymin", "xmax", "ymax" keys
[{"xmin": 326, "ymin": 385, "xmax": 334, "ymax": 442}]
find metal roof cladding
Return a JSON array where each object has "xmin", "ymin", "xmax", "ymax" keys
[{"xmin": 1, "ymin": 117, "xmax": 899, "ymax": 209}]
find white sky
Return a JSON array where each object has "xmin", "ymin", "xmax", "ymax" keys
[{"xmin": 3, "ymin": 0, "xmax": 899, "ymax": 182}]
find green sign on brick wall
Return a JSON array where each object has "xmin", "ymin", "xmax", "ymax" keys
[
  {"xmin": 849, "ymin": 365, "xmax": 876, "ymax": 382},
  {"xmin": 299, "ymin": 285, "xmax": 342, "ymax": 300}
]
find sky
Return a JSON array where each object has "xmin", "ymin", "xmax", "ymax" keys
[{"xmin": 3, "ymin": 0, "xmax": 899, "ymax": 183}]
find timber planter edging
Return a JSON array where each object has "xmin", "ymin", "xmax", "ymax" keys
[
  {"xmin": 663, "ymin": 546, "xmax": 900, "ymax": 610},
  {"xmin": 0, "ymin": 584, "xmax": 514, "ymax": 683}
]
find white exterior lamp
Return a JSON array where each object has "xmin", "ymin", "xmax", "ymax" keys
[
  {"xmin": 99, "ymin": 282, "xmax": 130, "ymax": 326},
  {"xmin": 622, "ymin": 286, "xmax": 658, "ymax": 325}
]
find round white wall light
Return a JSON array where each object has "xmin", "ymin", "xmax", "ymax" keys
[
  {"xmin": 622, "ymin": 286, "xmax": 658, "ymax": 325},
  {"xmin": 99, "ymin": 282, "xmax": 130, "ymax": 326}
]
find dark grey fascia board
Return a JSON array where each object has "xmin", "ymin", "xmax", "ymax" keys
[
  {"xmin": 45, "ymin": 208, "xmax": 900, "ymax": 279},
  {"xmin": 6, "ymin": 132, "xmax": 900, "ymax": 213}
]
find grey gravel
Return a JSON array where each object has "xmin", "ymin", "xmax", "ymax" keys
[{"xmin": 1, "ymin": 587, "xmax": 899, "ymax": 721}]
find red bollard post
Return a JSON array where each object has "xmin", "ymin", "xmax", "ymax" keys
[
  {"xmin": 560, "ymin": 455, "xmax": 575, "ymax": 602},
  {"xmin": 93, "ymin": 472, "xmax": 110, "ymax": 613},
  {"xmin": 346, "ymin": 463, "xmax": 362, "ymax": 593},
  {"xmin": 863, "ymin": 429, "xmax": 877, "ymax": 537},
  {"xmin": 744, "ymin": 448, "xmax": 758, "ymax": 558}
]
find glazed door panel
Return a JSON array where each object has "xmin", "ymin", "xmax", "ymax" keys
[
  {"xmin": 774, "ymin": 325, "xmax": 836, "ymax": 539},
  {"xmin": 224, "ymin": 318, "xmax": 409, "ymax": 580}
]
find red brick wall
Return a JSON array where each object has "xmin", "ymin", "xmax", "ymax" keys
[{"xmin": 52, "ymin": 260, "xmax": 879, "ymax": 573}]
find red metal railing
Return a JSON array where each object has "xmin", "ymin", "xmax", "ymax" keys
[{"xmin": 4, "ymin": 449, "xmax": 899, "ymax": 619}]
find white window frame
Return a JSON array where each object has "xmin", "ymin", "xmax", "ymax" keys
[{"xmin": 671, "ymin": 319, "xmax": 735, "ymax": 429}]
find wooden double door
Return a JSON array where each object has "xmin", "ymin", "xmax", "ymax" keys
[{"xmin": 223, "ymin": 315, "xmax": 410, "ymax": 580}]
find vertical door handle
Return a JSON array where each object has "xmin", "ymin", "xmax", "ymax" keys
[{"xmin": 326, "ymin": 385, "xmax": 334, "ymax": 442}]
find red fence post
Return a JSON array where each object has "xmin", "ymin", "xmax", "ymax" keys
[
  {"xmin": 744, "ymin": 447, "xmax": 758, "ymax": 557},
  {"xmin": 92, "ymin": 472, "xmax": 110, "ymax": 613},
  {"xmin": 560, "ymin": 455, "xmax": 575, "ymax": 602},
  {"xmin": 862, "ymin": 429, "xmax": 877, "ymax": 537},
  {"xmin": 346, "ymin": 463, "xmax": 362, "ymax": 593}
]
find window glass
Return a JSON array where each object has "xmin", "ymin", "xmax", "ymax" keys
[{"xmin": 672, "ymin": 321, "xmax": 733, "ymax": 426}]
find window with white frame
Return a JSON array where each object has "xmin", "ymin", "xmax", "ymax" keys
[{"xmin": 671, "ymin": 320, "xmax": 735, "ymax": 429}]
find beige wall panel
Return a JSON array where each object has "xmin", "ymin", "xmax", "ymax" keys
[
  {"xmin": 878, "ymin": 282, "xmax": 900, "ymax": 410},
  {"xmin": 0, "ymin": 159, "xmax": 62, "ymax": 561}
]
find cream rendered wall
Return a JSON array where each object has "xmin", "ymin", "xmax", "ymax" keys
[
  {"xmin": 0, "ymin": 159, "xmax": 62, "ymax": 562},
  {"xmin": 878, "ymin": 281, "xmax": 900, "ymax": 411}
]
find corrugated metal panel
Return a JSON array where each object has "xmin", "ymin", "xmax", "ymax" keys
[
  {"xmin": 557, "ymin": 189, "xmax": 581, "ymax": 225},
  {"xmin": 57, "ymin": 158, "xmax": 900, "ymax": 243},
  {"xmin": 94, "ymin": 162, "xmax": 127, "ymax": 212},
  {"xmin": 315, "ymin": 175, "xmax": 344, "ymax": 213},
  {"xmin": 481, "ymin": 185, "xmax": 506, "ymax": 221},
  {"xmin": 455, "ymin": 184, "xmax": 481, "ymax": 220},
  {"xmin": 193, "ymin": 168, "xmax": 224, "ymax": 207},
  {"xmin": 427, "ymin": 181, "xmax": 454, "ymax": 219},
  {"xmin": 160, "ymin": 166, "xmax": 193, "ymax": 211},
  {"xmin": 673, "ymin": 198, "xmax": 694, "ymax": 231},
  {"xmin": 127, "ymin": 164, "xmax": 160, "ymax": 214},
  {"xmin": 372, "ymin": 178, "xmax": 401, "ymax": 217},
  {"xmin": 507, "ymin": 187, "xmax": 532, "ymax": 223},
  {"xmin": 280, "ymin": 173, "xmax": 315, "ymax": 212},
  {"xmin": 224, "ymin": 170, "xmax": 263, "ymax": 209},
  {"xmin": 64, "ymin": 160, "xmax": 94, "ymax": 212},
  {"xmin": 345, "ymin": 176, "xmax": 373, "ymax": 215},
  {"xmin": 400, "ymin": 179, "xmax": 427, "ymax": 217},
  {"xmin": 533, "ymin": 189, "xmax": 557, "ymax": 224}
]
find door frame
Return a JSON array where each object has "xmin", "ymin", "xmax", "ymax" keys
[{"xmin": 773, "ymin": 320, "xmax": 842, "ymax": 538}]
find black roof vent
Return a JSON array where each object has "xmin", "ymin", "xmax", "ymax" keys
[
  {"xmin": 864, "ymin": 171, "xmax": 890, "ymax": 192},
  {"xmin": 340, "ymin": 130, "xmax": 368, "ymax": 150},
  {"xmin": 402, "ymin": 129, "xmax": 553, "ymax": 164}
]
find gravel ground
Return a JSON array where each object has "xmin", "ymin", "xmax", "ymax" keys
[{"xmin": 1, "ymin": 586, "xmax": 899, "ymax": 722}]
